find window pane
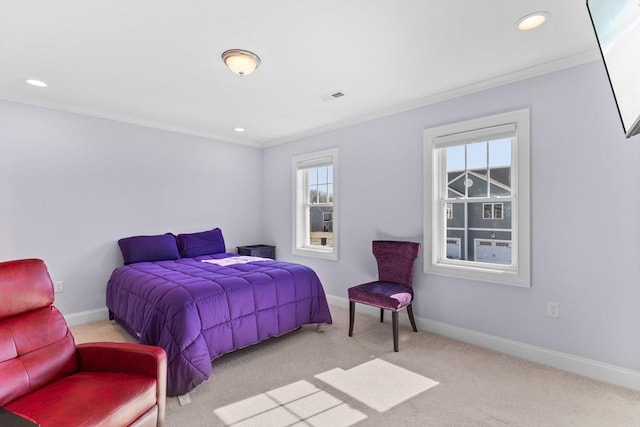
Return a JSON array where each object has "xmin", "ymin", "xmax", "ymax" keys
[
  {"xmin": 466, "ymin": 142, "xmax": 487, "ymax": 169},
  {"xmin": 446, "ymin": 236, "xmax": 462, "ymax": 259},
  {"xmin": 327, "ymin": 166, "xmax": 333, "ymax": 184},
  {"xmin": 318, "ymin": 166, "xmax": 328, "ymax": 184},
  {"xmin": 318, "ymin": 184, "xmax": 328, "ymax": 203},
  {"xmin": 446, "ymin": 227, "xmax": 465, "ymax": 260},
  {"xmin": 490, "ymin": 166, "xmax": 511, "ymax": 196},
  {"xmin": 308, "ymin": 185, "xmax": 318, "ymax": 204},
  {"xmin": 446, "ymin": 145, "xmax": 465, "ymax": 171},
  {"xmin": 308, "ymin": 168, "xmax": 318, "ymax": 186},
  {"xmin": 448, "ymin": 172, "xmax": 466, "ymax": 199},
  {"xmin": 446, "ymin": 203, "xmax": 464, "ymax": 228},
  {"xmin": 308, "ymin": 206, "xmax": 333, "ymax": 247},
  {"xmin": 489, "ymin": 138, "xmax": 511, "ymax": 197},
  {"xmin": 489, "ymin": 138, "xmax": 511, "ymax": 167},
  {"xmin": 467, "ymin": 170, "xmax": 488, "ymax": 198},
  {"xmin": 474, "ymin": 239, "xmax": 512, "ymax": 265},
  {"xmin": 327, "ymin": 183, "xmax": 333, "ymax": 203},
  {"xmin": 445, "ymin": 203, "xmax": 453, "ymax": 220}
]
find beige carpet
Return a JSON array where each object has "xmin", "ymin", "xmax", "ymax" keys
[{"xmin": 70, "ymin": 306, "xmax": 640, "ymax": 426}]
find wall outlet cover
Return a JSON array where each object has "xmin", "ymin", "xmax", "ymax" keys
[{"xmin": 547, "ymin": 302, "xmax": 560, "ymax": 318}]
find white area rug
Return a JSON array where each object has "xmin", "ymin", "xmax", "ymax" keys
[{"xmin": 315, "ymin": 358, "xmax": 439, "ymax": 412}]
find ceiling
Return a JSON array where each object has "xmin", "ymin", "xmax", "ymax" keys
[{"xmin": 0, "ymin": 1, "xmax": 600, "ymax": 147}]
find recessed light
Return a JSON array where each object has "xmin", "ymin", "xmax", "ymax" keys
[
  {"xmin": 233, "ymin": 127, "xmax": 245, "ymax": 133},
  {"xmin": 24, "ymin": 78, "xmax": 48, "ymax": 87},
  {"xmin": 517, "ymin": 12, "xmax": 549, "ymax": 31}
]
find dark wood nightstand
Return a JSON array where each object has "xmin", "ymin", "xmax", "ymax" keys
[
  {"xmin": 237, "ymin": 244, "xmax": 276, "ymax": 260},
  {"xmin": 0, "ymin": 408, "xmax": 38, "ymax": 426}
]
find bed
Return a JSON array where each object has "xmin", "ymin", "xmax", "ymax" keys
[{"xmin": 105, "ymin": 228, "xmax": 333, "ymax": 396}]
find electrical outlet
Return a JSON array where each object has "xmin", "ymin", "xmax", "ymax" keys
[
  {"xmin": 53, "ymin": 280, "xmax": 64, "ymax": 293},
  {"xmin": 547, "ymin": 301, "xmax": 560, "ymax": 318}
]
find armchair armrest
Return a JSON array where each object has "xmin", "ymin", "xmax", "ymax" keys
[
  {"xmin": 76, "ymin": 342, "xmax": 166, "ymax": 377},
  {"xmin": 76, "ymin": 342, "xmax": 167, "ymax": 426}
]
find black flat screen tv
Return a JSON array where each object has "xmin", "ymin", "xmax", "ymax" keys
[{"xmin": 586, "ymin": 0, "xmax": 640, "ymax": 138}]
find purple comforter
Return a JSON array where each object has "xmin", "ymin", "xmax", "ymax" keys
[{"xmin": 106, "ymin": 254, "xmax": 332, "ymax": 395}]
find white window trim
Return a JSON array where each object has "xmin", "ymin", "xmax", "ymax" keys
[
  {"xmin": 423, "ymin": 109, "xmax": 531, "ymax": 287},
  {"xmin": 292, "ymin": 148, "xmax": 338, "ymax": 260}
]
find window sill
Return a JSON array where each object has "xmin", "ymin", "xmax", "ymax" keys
[
  {"xmin": 293, "ymin": 246, "xmax": 338, "ymax": 261},
  {"xmin": 427, "ymin": 260, "xmax": 530, "ymax": 288}
]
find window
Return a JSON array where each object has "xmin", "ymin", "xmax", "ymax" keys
[
  {"xmin": 423, "ymin": 109, "xmax": 530, "ymax": 287},
  {"xmin": 292, "ymin": 149, "xmax": 338, "ymax": 260},
  {"xmin": 483, "ymin": 203, "xmax": 503, "ymax": 220}
]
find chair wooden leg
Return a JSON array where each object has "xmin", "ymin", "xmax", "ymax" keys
[
  {"xmin": 380, "ymin": 308, "xmax": 384, "ymax": 323},
  {"xmin": 392, "ymin": 311, "xmax": 399, "ymax": 352},
  {"xmin": 349, "ymin": 301, "xmax": 355, "ymax": 337},
  {"xmin": 407, "ymin": 303, "xmax": 418, "ymax": 332}
]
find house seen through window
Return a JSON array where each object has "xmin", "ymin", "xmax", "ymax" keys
[{"xmin": 445, "ymin": 138, "xmax": 512, "ymax": 264}]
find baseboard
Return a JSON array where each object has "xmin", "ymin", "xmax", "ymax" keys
[
  {"xmin": 327, "ymin": 295, "xmax": 640, "ymax": 391},
  {"xmin": 64, "ymin": 307, "xmax": 110, "ymax": 326}
]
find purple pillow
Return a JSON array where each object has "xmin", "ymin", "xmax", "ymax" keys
[
  {"xmin": 118, "ymin": 233, "xmax": 180, "ymax": 265},
  {"xmin": 176, "ymin": 228, "xmax": 226, "ymax": 258}
]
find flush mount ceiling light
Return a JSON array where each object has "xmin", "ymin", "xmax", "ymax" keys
[
  {"xmin": 222, "ymin": 49, "xmax": 261, "ymax": 76},
  {"xmin": 24, "ymin": 78, "xmax": 48, "ymax": 87},
  {"xmin": 233, "ymin": 127, "xmax": 245, "ymax": 132},
  {"xmin": 517, "ymin": 11, "xmax": 549, "ymax": 30}
]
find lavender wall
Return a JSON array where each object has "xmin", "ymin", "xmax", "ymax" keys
[
  {"xmin": 0, "ymin": 100, "xmax": 263, "ymax": 315},
  {"xmin": 262, "ymin": 61, "xmax": 640, "ymax": 372},
  {"xmin": 1, "ymin": 60, "xmax": 638, "ymax": 376}
]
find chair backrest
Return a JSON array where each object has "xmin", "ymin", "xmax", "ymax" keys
[
  {"xmin": 372, "ymin": 240, "xmax": 420, "ymax": 287},
  {"xmin": 0, "ymin": 258, "xmax": 54, "ymax": 320},
  {"xmin": 0, "ymin": 259, "xmax": 77, "ymax": 406}
]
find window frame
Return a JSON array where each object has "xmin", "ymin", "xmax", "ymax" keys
[
  {"xmin": 423, "ymin": 109, "xmax": 531, "ymax": 287},
  {"xmin": 292, "ymin": 148, "xmax": 338, "ymax": 260}
]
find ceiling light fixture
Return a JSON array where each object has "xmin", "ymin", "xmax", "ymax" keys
[
  {"xmin": 517, "ymin": 11, "xmax": 549, "ymax": 30},
  {"xmin": 233, "ymin": 127, "xmax": 245, "ymax": 132},
  {"xmin": 24, "ymin": 78, "xmax": 48, "ymax": 87},
  {"xmin": 222, "ymin": 49, "xmax": 261, "ymax": 76}
]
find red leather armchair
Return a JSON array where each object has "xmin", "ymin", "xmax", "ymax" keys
[{"xmin": 0, "ymin": 258, "xmax": 167, "ymax": 426}]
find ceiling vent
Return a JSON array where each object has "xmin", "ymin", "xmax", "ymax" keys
[{"xmin": 320, "ymin": 91, "xmax": 345, "ymax": 102}]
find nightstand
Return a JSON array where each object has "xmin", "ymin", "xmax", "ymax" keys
[
  {"xmin": 0, "ymin": 408, "xmax": 38, "ymax": 426},
  {"xmin": 237, "ymin": 244, "xmax": 276, "ymax": 260}
]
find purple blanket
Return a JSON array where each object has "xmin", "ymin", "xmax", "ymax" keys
[{"xmin": 106, "ymin": 254, "xmax": 332, "ymax": 395}]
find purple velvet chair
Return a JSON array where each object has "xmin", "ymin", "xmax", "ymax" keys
[{"xmin": 348, "ymin": 240, "xmax": 420, "ymax": 352}]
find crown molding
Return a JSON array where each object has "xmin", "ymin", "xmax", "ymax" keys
[{"xmin": 263, "ymin": 50, "xmax": 601, "ymax": 148}]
